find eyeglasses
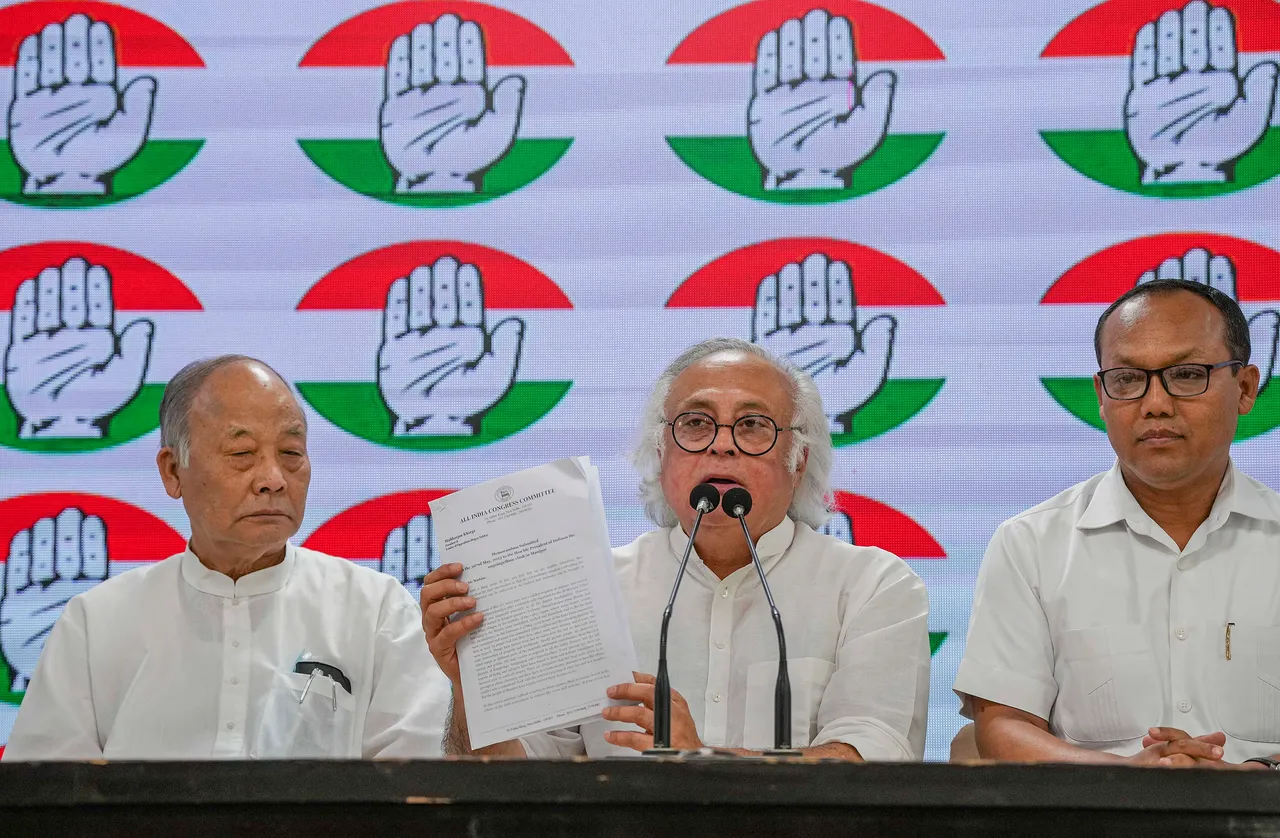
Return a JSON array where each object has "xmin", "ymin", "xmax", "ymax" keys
[
  {"xmin": 664, "ymin": 411, "xmax": 799, "ymax": 456},
  {"xmin": 1098, "ymin": 361, "xmax": 1243, "ymax": 400}
]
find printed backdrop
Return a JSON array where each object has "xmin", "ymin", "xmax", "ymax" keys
[{"xmin": 1, "ymin": 0, "xmax": 1279, "ymax": 762}]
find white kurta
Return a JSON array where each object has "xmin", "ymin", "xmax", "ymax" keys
[
  {"xmin": 520, "ymin": 516, "xmax": 931, "ymax": 760},
  {"xmin": 954, "ymin": 462, "xmax": 1280, "ymax": 763},
  {"xmin": 2, "ymin": 543, "xmax": 450, "ymax": 760}
]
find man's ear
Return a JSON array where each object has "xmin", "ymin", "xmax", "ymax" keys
[
  {"xmin": 157, "ymin": 448, "xmax": 183, "ymax": 499},
  {"xmin": 1093, "ymin": 374, "xmax": 1107, "ymax": 424},
  {"xmin": 1238, "ymin": 363, "xmax": 1261, "ymax": 415}
]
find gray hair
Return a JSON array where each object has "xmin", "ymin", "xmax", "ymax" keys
[
  {"xmin": 159, "ymin": 355, "xmax": 293, "ymax": 467},
  {"xmin": 631, "ymin": 337, "xmax": 833, "ymax": 530}
]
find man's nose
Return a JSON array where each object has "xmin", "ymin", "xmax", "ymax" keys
[
  {"xmin": 1140, "ymin": 372, "xmax": 1177, "ymax": 417},
  {"xmin": 253, "ymin": 456, "xmax": 287, "ymax": 493},
  {"xmin": 707, "ymin": 424, "xmax": 737, "ymax": 455}
]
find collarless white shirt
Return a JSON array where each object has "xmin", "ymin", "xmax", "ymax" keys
[
  {"xmin": 2, "ymin": 543, "xmax": 450, "ymax": 761},
  {"xmin": 520, "ymin": 516, "xmax": 931, "ymax": 760},
  {"xmin": 955, "ymin": 461, "xmax": 1280, "ymax": 762}
]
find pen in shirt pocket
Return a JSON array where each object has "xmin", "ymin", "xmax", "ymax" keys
[
  {"xmin": 1225, "ymin": 622, "xmax": 1234, "ymax": 661},
  {"xmin": 295, "ymin": 659, "xmax": 352, "ymax": 710}
]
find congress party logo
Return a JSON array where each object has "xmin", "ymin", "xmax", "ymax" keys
[
  {"xmin": 303, "ymin": 489, "xmax": 453, "ymax": 597},
  {"xmin": 0, "ymin": 494, "xmax": 184, "ymax": 708},
  {"xmin": 1041, "ymin": 0, "xmax": 1280, "ymax": 198},
  {"xmin": 0, "ymin": 2, "xmax": 204, "ymax": 207},
  {"xmin": 824, "ymin": 490, "xmax": 948, "ymax": 654},
  {"xmin": 667, "ymin": 238, "xmax": 944, "ymax": 444},
  {"xmin": 296, "ymin": 241, "xmax": 572, "ymax": 450},
  {"xmin": 666, "ymin": 1, "xmax": 945, "ymax": 204},
  {"xmin": 1041, "ymin": 233, "xmax": 1280, "ymax": 439},
  {"xmin": 298, "ymin": 2, "xmax": 573, "ymax": 208},
  {"xmin": 0, "ymin": 242, "xmax": 202, "ymax": 452}
]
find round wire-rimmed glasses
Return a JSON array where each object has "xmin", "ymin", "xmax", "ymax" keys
[{"xmin": 664, "ymin": 411, "xmax": 799, "ymax": 456}]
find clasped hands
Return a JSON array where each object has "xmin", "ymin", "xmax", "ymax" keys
[{"xmin": 1135, "ymin": 726, "xmax": 1266, "ymax": 769}]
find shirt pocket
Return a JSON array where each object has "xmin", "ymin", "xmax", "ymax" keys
[
  {"xmin": 1213, "ymin": 624, "xmax": 1280, "ymax": 743},
  {"xmin": 743, "ymin": 657, "xmax": 836, "ymax": 749},
  {"xmin": 1056, "ymin": 625, "xmax": 1160, "ymax": 744},
  {"xmin": 253, "ymin": 669, "xmax": 357, "ymax": 759}
]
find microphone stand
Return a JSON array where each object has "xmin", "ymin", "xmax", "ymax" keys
[
  {"xmin": 730, "ymin": 501, "xmax": 801, "ymax": 756},
  {"xmin": 645, "ymin": 489, "xmax": 717, "ymax": 754}
]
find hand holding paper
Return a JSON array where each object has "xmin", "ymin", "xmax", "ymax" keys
[{"xmin": 427, "ymin": 457, "xmax": 636, "ymax": 749}]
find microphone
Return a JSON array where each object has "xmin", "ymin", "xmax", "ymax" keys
[
  {"xmin": 723, "ymin": 487, "xmax": 799, "ymax": 755},
  {"xmin": 646, "ymin": 482, "xmax": 721, "ymax": 753}
]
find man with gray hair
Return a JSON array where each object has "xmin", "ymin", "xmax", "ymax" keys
[
  {"xmin": 422, "ymin": 337, "xmax": 931, "ymax": 759},
  {"xmin": 3, "ymin": 355, "xmax": 450, "ymax": 760}
]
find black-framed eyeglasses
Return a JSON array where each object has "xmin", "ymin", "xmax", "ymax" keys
[
  {"xmin": 1098, "ymin": 361, "xmax": 1243, "ymax": 401},
  {"xmin": 664, "ymin": 411, "xmax": 799, "ymax": 456}
]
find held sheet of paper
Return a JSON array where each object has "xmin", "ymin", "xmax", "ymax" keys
[{"xmin": 429, "ymin": 457, "xmax": 637, "ymax": 749}]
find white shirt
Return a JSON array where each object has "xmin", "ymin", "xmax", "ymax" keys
[
  {"xmin": 520, "ymin": 516, "xmax": 931, "ymax": 760},
  {"xmin": 2, "ymin": 543, "xmax": 450, "ymax": 760},
  {"xmin": 954, "ymin": 462, "xmax": 1280, "ymax": 762}
]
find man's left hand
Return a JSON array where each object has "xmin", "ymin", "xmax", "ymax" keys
[{"xmin": 602, "ymin": 671, "xmax": 704, "ymax": 752}]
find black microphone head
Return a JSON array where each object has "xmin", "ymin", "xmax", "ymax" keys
[
  {"xmin": 722, "ymin": 487, "xmax": 752, "ymax": 519},
  {"xmin": 689, "ymin": 483, "xmax": 721, "ymax": 513}
]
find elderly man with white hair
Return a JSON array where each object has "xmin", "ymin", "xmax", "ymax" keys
[
  {"xmin": 3, "ymin": 355, "xmax": 450, "ymax": 760},
  {"xmin": 422, "ymin": 337, "xmax": 931, "ymax": 760}
]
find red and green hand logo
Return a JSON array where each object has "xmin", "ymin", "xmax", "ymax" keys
[
  {"xmin": 299, "ymin": 1, "xmax": 573, "ymax": 207},
  {"xmin": 296, "ymin": 242, "xmax": 572, "ymax": 450},
  {"xmin": 1042, "ymin": 0, "xmax": 1280, "ymax": 197},
  {"xmin": 667, "ymin": 0, "xmax": 945, "ymax": 204},
  {"xmin": 1, "ymin": 242, "xmax": 202, "ymax": 452},
  {"xmin": 0, "ymin": 1, "xmax": 203, "ymax": 207}
]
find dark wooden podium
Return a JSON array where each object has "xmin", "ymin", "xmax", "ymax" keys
[{"xmin": 1, "ymin": 758, "xmax": 1277, "ymax": 836}]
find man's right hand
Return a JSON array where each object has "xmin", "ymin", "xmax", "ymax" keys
[{"xmin": 419, "ymin": 562, "xmax": 482, "ymax": 686}]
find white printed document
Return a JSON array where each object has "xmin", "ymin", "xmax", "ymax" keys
[{"xmin": 429, "ymin": 457, "xmax": 637, "ymax": 748}]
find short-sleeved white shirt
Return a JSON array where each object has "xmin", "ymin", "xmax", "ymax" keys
[{"xmin": 954, "ymin": 462, "xmax": 1280, "ymax": 762}]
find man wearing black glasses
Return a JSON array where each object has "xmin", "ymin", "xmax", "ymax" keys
[
  {"xmin": 955, "ymin": 278, "xmax": 1280, "ymax": 770},
  {"xmin": 423, "ymin": 337, "xmax": 930, "ymax": 760}
]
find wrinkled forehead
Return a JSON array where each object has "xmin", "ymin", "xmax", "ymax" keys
[{"xmin": 665, "ymin": 352, "xmax": 794, "ymax": 416}]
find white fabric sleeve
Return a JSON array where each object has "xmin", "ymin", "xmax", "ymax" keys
[
  {"xmin": 811, "ymin": 555, "xmax": 931, "ymax": 761},
  {"xmin": 518, "ymin": 727, "xmax": 586, "ymax": 758},
  {"xmin": 2, "ymin": 597, "xmax": 103, "ymax": 761},
  {"xmin": 360, "ymin": 588, "xmax": 452, "ymax": 758},
  {"xmin": 952, "ymin": 520, "xmax": 1058, "ymax": 721}
]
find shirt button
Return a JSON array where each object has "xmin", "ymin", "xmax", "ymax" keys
[
  {"xmin": 712, "ymin": 693, "xmax": 722, "ymax": 703},
  {"xmin": 720, "ymin": 589, "xmax": 729, "ymax": 599},
  {"xmin": 1175, "ymin": 629, "xmax": 1188, "ymax": 641},
  {"xmin": 226, "ymin": 722, "xmax": 235, "ymax": 730},
  {"xmin": 1178, "ymin": 700, "xmax": 1192, "ymax": 713},
  {"xmin": 715, "ymin": 640, "xmax": 726, "ymax": 650},
  {"xmin": 233, "ymin": 599, "xmax": 242, "ymax": 607},
  {"xmin": 230, "ymin": 677, "xmax": 240, "ymax": 685},
  {"xmin": 231, "ymin": 640, "xmax": 241, "ymax": 648}
]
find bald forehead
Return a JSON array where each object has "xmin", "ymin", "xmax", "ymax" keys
[
  {"xmin": 1100, "ymin": 290, "xmax": 1229, "ymax": 364},
  {"xmin": 191, "ymin": 360, "xmax": 303, "ymax": 424},
  {"xmin": 197, "ymin": 360, "xmax": 287, "ymax": 399}
]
